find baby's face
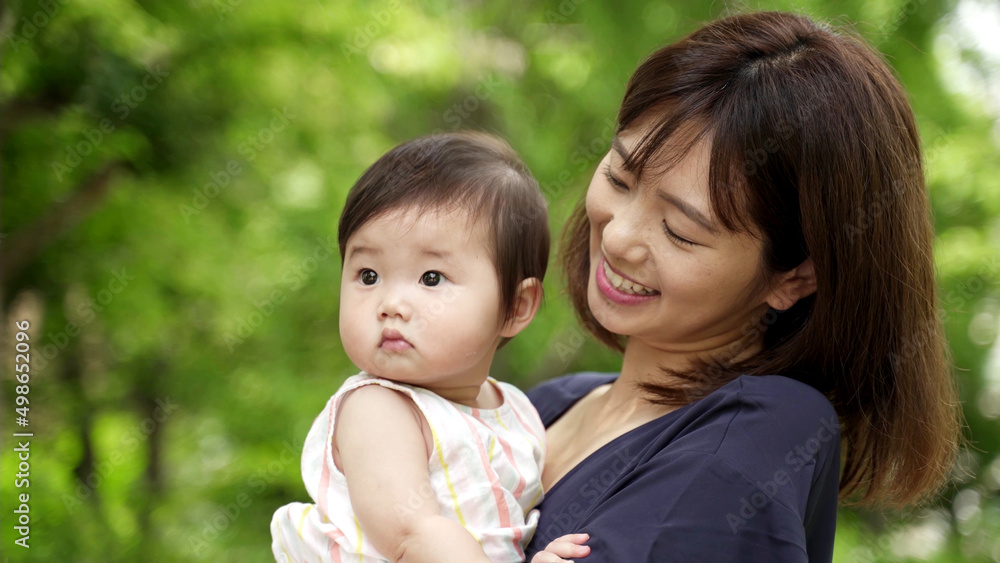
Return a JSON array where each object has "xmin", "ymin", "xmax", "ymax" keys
[{"xmin": 339, "ymin": 206, "xmax": 505, "ymax": 388}]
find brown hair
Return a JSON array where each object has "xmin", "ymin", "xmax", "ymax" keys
[
  {"xmin": 339, "ymin": 131, "xmax": 549, "ymax": 326},
  {"xmin": 562, "ymin": 11, "xmax": 961, "ymax": 508}
]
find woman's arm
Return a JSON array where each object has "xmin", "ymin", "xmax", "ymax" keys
[{"xmin": 335, "ymin": 384, "xmax": 492, "ymax": 563}]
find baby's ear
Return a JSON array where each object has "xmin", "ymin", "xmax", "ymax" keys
[{"xmin": 500, "ymin": 278, "xmax": 543, "ymax": 338}]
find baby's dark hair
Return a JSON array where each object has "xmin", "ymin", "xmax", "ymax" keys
[{"xmin": 338, "ymin": 131, "xmax": 550, "ymax": 325}]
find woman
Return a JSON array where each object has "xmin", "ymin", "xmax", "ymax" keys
[{"xmin": 525, "ymin": 11, "xmax": 961, "ymax": 562}]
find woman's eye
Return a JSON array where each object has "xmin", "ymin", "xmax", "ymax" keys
[
  {"xmin": 604, "ymin": 164, "xmax": 630, "ymax": 191},
  {"xmin": 663, "ymin": 222, "xmax": 696, "ymax": 246},
  {"xmin": 359, "ymin": 269, "xmax": 379, "ymax": 285},
  {"xmin": 421, "ymin": 271, "xmax": 444, "ymax": 286}
]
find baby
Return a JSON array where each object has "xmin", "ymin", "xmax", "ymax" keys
[{"xmin": 270, "ymin": 132, "xmax": 589, "ymax": 563}]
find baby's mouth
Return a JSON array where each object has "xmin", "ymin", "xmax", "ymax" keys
[{"xmin": 380, "ymin": 328, "xmax": 413, "ymax": 351}]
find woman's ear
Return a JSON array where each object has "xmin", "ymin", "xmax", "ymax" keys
[
  {"xmin": 764, "ymin": 258, "xmax": 817, "ymax": 311},
  {"xmin": 500, "ymin": 278, "xmax": 543, "ymax": 338}
]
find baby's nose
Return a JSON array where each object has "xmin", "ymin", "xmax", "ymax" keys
[{"xmin": 377, "ymin": 289, "xmax": 413, "ymax": 320}]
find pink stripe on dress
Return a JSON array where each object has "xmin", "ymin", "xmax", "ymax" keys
[
  {"xmin": 508, "ymin": 395, "xmax": 545, "ymax": 449},
  {"xmin": 318, "ymin": 400, "xmax": 336, "ymax": 517},
  {"xmin": 472, "ymin": 410, "xmax": 528, "ymax": 499},
  {"xmin": 322, "ymin": 524, "xmax": 345, "ymax": 563},
  {"xmin": 328, "ymin": 536, "xmax": 342, "ymax": 563},
  {"xmin": 467, "ymin": 409, "xmax": 524, "ymax": 560}
]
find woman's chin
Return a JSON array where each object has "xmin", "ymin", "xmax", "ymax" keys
[{"xmin": 589, "ymin": 296, "xmax": 633, "ymax": 337}]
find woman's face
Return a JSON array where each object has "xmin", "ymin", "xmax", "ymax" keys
[{"xmin": 586, "ymin": 128, "xmax": 774, "ymax": 354}]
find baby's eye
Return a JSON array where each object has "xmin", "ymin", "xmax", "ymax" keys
[
  {"xmin": 420, "ymin": 271, "xmax": 444, "ymax": 286},
  {"xmin": 359, "ymin": 269, "xmax": 379, "ymax": 285}
]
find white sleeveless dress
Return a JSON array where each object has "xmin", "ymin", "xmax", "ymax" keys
[{"xmin": 270, "ymin": 372, "xmax": 546, "ymax": 562}]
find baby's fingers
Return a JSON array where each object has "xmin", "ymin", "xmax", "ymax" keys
[{"xmin": 540, "ymin": 533, "xmax": 591, "ymax": 560}]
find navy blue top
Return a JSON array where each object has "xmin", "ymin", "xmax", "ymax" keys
[{"xmin": 524, "ymin": 373, "xmax": 841, "ymax": 562}]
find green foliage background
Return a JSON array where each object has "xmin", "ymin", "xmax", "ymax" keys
[{"xmin": 1, "ymin": 0, "xmax": 999, "ymax": 561}]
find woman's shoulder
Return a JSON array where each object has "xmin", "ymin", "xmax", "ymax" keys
[
  {"xmin": 679, "ymin": 374, "xmax": 839, "ymax": 449},
  {"xmin": 657, "ymin": 375, "xmax": 841, "ymax": 531},
  {"xmin": 684, "ymin": 374, "xmax": 841, "ymax": 490},
  {"xmin": 524, "ymin": 372, "xmax": 619, "ymax": 427},
  {"xmin": 726, "ymin": 374, "xmax": 839, "ymax": 435},
  {"xmin": 732, "ymin": 372, "xmax": 834, "ymax": 408}
]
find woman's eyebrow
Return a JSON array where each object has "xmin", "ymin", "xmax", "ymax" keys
[
  {"xmin": 611, "ymin": 137, "xmax": 629, "ymax": 160},
  {"xmin": 656, "ymin": 190, "xmax": 719, "ymax": 235},
  {"xmin": 611, "ymin": 136, "xmax": 719, "ymax": 235}
]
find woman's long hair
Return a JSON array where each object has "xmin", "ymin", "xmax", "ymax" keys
[{"xmin": 562, "ymin": 11, "xmax": 962, "ymax": 508}]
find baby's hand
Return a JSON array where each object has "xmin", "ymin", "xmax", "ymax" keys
[{"xmin": 530, "ymin": 533, "xmax": 591, "ymax": 563}]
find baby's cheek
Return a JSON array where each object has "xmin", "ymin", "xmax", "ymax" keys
[
  {"xmin": 453, "ymin": 319, "xmax": 499, "ymax": 356},
  {"xmin": 339, "ymin": 313, "xmax": 370, "ymax": 367},
  {"xmin": 340, "ymin": 334, "xmax": 366, "ymax": 369}
]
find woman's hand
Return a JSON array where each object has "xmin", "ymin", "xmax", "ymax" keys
[{"xmin": 530, "ymin": 533, "xmax": 591, "ymax": 563}]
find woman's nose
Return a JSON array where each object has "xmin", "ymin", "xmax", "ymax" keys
[
  {"xmin": 377, "ymin": 287, "xmax": 413, "ymax": 321},
  {"xmin": 601, "ymin": 212, "xmax": 649, "ymax": 265}
]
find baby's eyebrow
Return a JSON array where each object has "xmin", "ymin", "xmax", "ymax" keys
[
  {"xmin": 420, "ymin": 249, "xmax": 452, "ymax": 260},
  {"xmin": 421, "ymin": 249, "xmax": 466, "ymax": 271},
  {"xmin": 346, "ymin": 245, "xmax": 380, "ymax": 260}
]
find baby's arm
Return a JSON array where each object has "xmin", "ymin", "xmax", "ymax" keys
[{"xmin": 335, "ymin": 384, "xmax": 492, "ymax": 563}]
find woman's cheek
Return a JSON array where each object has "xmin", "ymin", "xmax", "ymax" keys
[{"xmin": 585, "ymin": 184, "xmax": 607, "ymax": 225}]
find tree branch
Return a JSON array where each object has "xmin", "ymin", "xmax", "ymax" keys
[{"xmin": 2, "ymin": 160, "xmax": 129, "ymax": 286}]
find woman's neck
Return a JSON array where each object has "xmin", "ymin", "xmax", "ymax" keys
[{"xmin": 596, "ymin": 333, "xmax": 764, "ymax": 422}]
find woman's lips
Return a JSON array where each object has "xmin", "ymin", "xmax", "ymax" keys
[{"xmin": 595, "ymin": 256, "xmax": 660, "ymax": 305}]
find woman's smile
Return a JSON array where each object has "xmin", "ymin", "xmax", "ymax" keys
[{"xmin": 595, "ymin": 256, "xmax": 660, "ymax": 305}]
